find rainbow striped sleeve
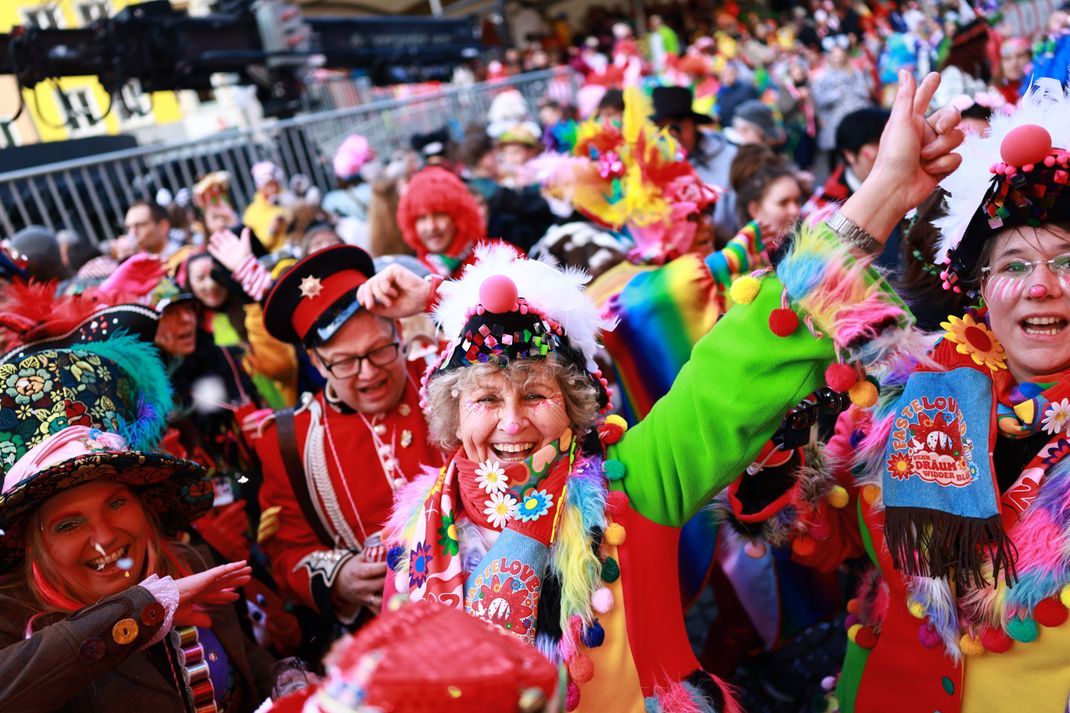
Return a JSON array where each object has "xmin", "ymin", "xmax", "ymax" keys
[{"xmin": 705, "ymin": 220, "xmax": 766, "ymax": 288}]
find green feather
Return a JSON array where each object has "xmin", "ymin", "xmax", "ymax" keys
[{"xmin": 74, "ymin": 334, "xmax": 173, "ymax": 451}]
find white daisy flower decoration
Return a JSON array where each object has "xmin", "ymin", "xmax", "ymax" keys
[
  {"xmin": 483, "ymin": 491, "xmax": 518, "ymax": 528},
  {"xmin": 1041, "ymin": 398, "xmax": 1070, "ymax": 435},
  {"xmin": 475, "ymin": 459, "xmax": 509, "ymax": 493}
]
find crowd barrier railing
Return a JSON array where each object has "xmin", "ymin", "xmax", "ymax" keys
[{"xmin": 0, "ymin": 67, "xmax": 577, "ymax": 246}]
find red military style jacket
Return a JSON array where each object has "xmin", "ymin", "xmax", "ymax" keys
[{"xmin": 255, "ymin": 361, "xmax": 443, "ymax": 618}]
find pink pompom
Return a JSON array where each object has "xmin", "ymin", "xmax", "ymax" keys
[
  {"xmin": 565, "ymin": 681, "xmax": 581, "ymax": 711},
  {"xmin": 1000, "ymin": 124, "xmax": 1052, "ymax": 167},
  {"xmin": 825, "ymin": 363, "xmax": 857, "ymax": 392},
  {"xmin": 568, "ymin": 615, "xmax": 584, "ymax": 640},
  {"xmin": 479, "ymin": 275, "xmax": 519, "ymax": 314},
  {"xmin": 918, "ymin": 623, "xmax": 942, "ymax": 648},
  {"xmin": 591, "ymin": 587, "xmax": 614, "ymax": 614},
  {"xmin": 332, "ymin": 134, "xmax": 374, "ymax": 179}
]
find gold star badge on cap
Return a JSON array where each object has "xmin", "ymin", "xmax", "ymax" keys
[{"xmin": 299, "ymin": 275, "xmax": 323, "ymax": 299}]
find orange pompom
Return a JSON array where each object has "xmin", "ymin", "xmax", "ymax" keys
[{"xmin": 849, "ymin": 379, "xmax": 879, "ymax": 408}]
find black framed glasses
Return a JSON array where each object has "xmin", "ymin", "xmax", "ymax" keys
[{"xmin": 316, "ymin": 342, "xmax": 401, "ymax": 379}]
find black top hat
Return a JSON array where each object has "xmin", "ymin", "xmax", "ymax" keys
[
  {"xmin": 411, "ymin": 127, "xmax": 453, "ymax": 159},
  {"xmin": 263, "ymin": 244, "xmax": 376, "ymax": 346},
  {"xmin": 651, "ymin": 86, "xmax": 712, "ymax": 125}
]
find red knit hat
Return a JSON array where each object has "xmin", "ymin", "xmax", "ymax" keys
[
  {"xmin": 396, "ymin": 167, "xmax": 484, "ymax": 259},
  {"xmin": 273, "ymin": 600, "xmax": 558, "ymax": 713}
]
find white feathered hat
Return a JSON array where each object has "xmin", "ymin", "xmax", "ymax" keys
[
  {"xmin": 421, "ymin": 243, "xmax": 615, "ymax": 409},
  {"xmin": 933, "ymin": 79, "xmax": 1070, "ymax": 286}
]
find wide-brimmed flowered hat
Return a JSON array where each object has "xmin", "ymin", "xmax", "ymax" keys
[
  {"xmin": 0, "ymin": 335, "xmax": 208, "ymax": 569},
  {"xmin": 0, "ymin": 427, "xmax": 210, "ymax": 570}
]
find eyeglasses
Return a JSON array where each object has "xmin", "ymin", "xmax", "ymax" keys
[
  {"xmin": 316, "ymin": 342, "xmax": 400, "ymax": 379},
  {"xmin": 981, "ymin": 253, "xmax": 1070, "ymax": 280}
]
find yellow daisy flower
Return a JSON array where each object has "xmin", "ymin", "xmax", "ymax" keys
[{"xmin": 940, "ymin": 314, "xmax": 1007, "ymax": 372}]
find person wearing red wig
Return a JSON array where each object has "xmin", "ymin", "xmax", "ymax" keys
[{"xmin": 396, "ymin": 167, "xmax": 486, "ymax": 278}]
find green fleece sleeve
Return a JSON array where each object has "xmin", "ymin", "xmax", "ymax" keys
[{"xmin": 608, "ymin": 273, "xmax": 835, "ymax": 527}]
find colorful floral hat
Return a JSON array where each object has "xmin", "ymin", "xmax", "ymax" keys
[
  {"xmin": 423, "ymin": 243, "xmax": 615, "ymax": 409},
  {"xmin": 934, "ymin": 81, "xmax": 1070, "ymax": 288},
  {"xmin": 272, "ymin": 600, "xmax": 557, "ymax": 713},
  {"xmin": 0, "ymin": 335, "xmax": 209, "ymax": 569},
  {"xmin": 533, "ymin": 87, "xmax": 720, "ymax": 264}
]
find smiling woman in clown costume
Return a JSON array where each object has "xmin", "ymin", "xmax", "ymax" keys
[
  {"xmin": 713, "ymin": 73, "xmax": 1070, "ymax": 713},
  {"xmin": 355, "ymin": 69, "xmax": 1069, "ymax": 712}
]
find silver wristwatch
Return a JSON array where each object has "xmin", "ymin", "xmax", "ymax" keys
[{"xmin": 827, "ymin": 211, "xmax": 883, "ymax": 255}]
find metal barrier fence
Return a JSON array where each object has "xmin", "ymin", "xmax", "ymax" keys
[{"xmin": 0, "ymin": 67, "xmax": 577, "ymax": 245}]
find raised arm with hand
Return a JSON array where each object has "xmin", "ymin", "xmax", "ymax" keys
[
  {"xmin": 356, "ymin": 263, "xmax": 435, "ymax": 318},
  {"xmin": 840, "ymin": 71, "xmax": 964, "ymax": 246}
]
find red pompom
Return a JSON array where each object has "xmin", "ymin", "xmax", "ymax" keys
[
  {"xmin": 769, "ymin": 308, "xmax": 799, "ymax": 337},
  {"xmin": 1000, "ymin": 124, "xmax": 1053, "ymax": 167},
  {"xmin": 565, "ymin": 681, "xmax": 581, "ymax": 711},
  {"xmin": 855, "ymin": 626, "xmax": 879, "ymax": 649},
  {"xmin": 825, "ymin": 363, "xmax": 858, "ymax": 392},
  {"xmin": 606, "ymin": 490, "xmax": 630, "ymax": 516},
  {"xmin": 980, "ymin": 627, "xmax": 1013, "ymax": 653},
  {"xmin": 791, "ymin": 535, "xmax": 816, "ymax": 556},
  {"xmin": 568, "ymin": 654, "xmax": 594, "ymax": 683},
  {"xmin": 1034, "ymin": 597, "xmax": 1068, "ymax": 628},
  {"xmin": 479, "ymin": 275, "xmax": 519, "ymax": 314}
]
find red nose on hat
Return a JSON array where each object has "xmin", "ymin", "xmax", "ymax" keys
[
  {"xmin": 479, "ymin": 275, "xmax": 519, "ymax": 313},
  {"xmin": 1001, "ymin": 124, "xmax": 1053, "ymax": 167}
]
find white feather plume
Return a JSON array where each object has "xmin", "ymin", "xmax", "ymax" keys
[
  {"xmin": 934, "ymin": 79, "xmax": 1070, "ymax": 265},
  {"xmin": 432, "ymin": 242, "xmax": 616, "ymax": 373}
]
